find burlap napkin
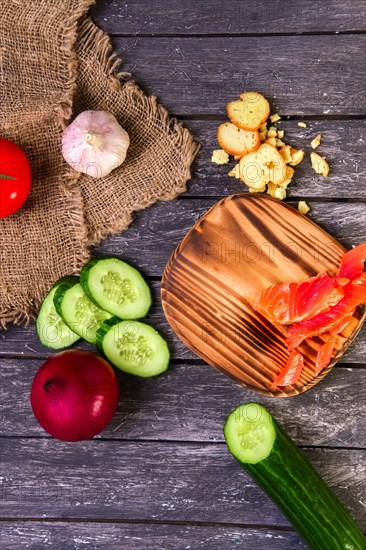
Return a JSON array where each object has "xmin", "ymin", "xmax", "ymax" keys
[{"xmin": 0, "ymin": 0, "xmax": 199, "ymax": 328}]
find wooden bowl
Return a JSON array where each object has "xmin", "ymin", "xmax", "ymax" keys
[{"xmin": 161, "ymin": 194, "xmax": 365, "ymax": 397}]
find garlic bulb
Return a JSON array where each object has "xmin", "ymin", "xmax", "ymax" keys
[{"xmin": 62, "ymin": 110, "xmax": 130, "ymax": 178}]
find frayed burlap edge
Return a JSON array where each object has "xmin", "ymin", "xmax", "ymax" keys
[
  {"xmin": 0, "ymin": 1, "xmax": 94, "ymax": 330},
  {"xmin": 78, "ymin": 17, "xmax": 201, "ymax": 246}
]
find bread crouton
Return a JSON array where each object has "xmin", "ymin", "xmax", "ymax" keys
[
  {"xmin": 270, "ymin": 114, "xmax": 281, "ymax": 123},
  {"xmin": 239, "ymin": 143, "xmax": 286, "ymax": 190},
  {"xmin": 279, "ymin": 145, "xmax": 292, "ymax": 164},
  {"xmin": 211, "ymin": 149, "xmax": 229, "ymax": 165},
  {"xmin": 265, "ymin": 137, "xmax": 277, "ymax": 147},
  {"xmin": 217, "ymin": 122, "xmax": 260, "ymax": 157},
  {"xmin": 227, "ymin": 92, "xmax": 270, "ymax": 131},
  {"xmin": 259, "ymin": 122, "xmax": 268, "ymax": 142},
  {"xmin": 298, "ymin": 201, "xmax": 310, "ymax": 215},
  {"xmin": 311, "ymin": 134, "xmax": 322, "ymax": 149},
  {"xmin": 311, "ymin": 152, "xmax": 330, "ymax": 176},
  {"xmin": 228, "ymin": 163, "xmax": 241, "ymax": 179},
  {"xmin": 278, "ymin": 166, "xmax": 295, "ymax": 189},
  {"xmin": 267, "ymin": 126, "xmax": 277, "ymax": 138},
  {"xmin": 288, "ymin": 147, "xmax": 304, "ymax": 166}
]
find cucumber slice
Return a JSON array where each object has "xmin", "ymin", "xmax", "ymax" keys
[
  {"xmin": 36, "ymin": 279, "xmax": 80, "ymax": 350},
  {"xmin": 224, "ymin": 403, "xmax": 366, "ymax": 550},
  {"xmin": 80, "ymin": 257, "xmax": 152, "ymax": 319},
  {"xmin": 96, "ymin": 318, "xmax": 170, "ymax": 377},
  {"xmin": 54, "ymin": 276, "xmax": 113, "ymax": 344},
  {"xmin": 224, "ymin": 402, "xmax": 276, "ymax": 464}
]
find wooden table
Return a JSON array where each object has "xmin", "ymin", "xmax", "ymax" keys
[{"xmin": 1, "ymin": 1, "xmax": 365, "ymax": 548}]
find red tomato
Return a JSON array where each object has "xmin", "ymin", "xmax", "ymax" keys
[{"xmin": 0, "ymin": 137, "xmax": 31, "ymax": 218}]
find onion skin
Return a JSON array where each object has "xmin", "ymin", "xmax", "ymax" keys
[{"xmin": 30, "ymin": 350, "xmax": 119, "ymax": 442}]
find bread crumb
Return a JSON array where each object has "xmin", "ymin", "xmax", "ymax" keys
[
  {"xmin": 279, "ymin": 166, "xmax": 295, "ymax": 189},
  {"xmin": 279, "ymin": 145, "xmax": 292, "ymax": 164},
  {"xmin": 298, "ymin": 122, "xmax": 307, "ymax": 128},
  {"xmin": 298, "ymin": 201, "xmax": 310, "ymax": 215},
  {"xmin": 311, "ymin": 134, "xmax": 322, "ymax": 149},
  {"xmin": 267, "ymin": 182, "xmax": 277, "ymax": 197},
  {"xmin": 276, "ymin": 138, "xmax": 286, "ymax": 148},
  {"xmin": 274, "ymin": 187, "xmax": 286, "ymax": 200},
  {"xmin": 212, "ymin": 149, "xmax": 229, "ymax": 165},
  {"xmin": 259, "ymin": 122, "xmax": 267, "ymax": 142},
  {"xmin": 270, "ymin": 114, "xmax": 281, "ymax": 123},
  {"xmin": 267, "ymin": 126, "xmax": 277, "ymax": 138},
  {"xmin": 228, "ymin": 163, "xmax": 241, "ymax": 179},
  {"xmin": 249, "ymin": 186, "xmax": 266, "ymax": 193},
  {"xmin": 288, "ymin": 148, "xmax": 304, "ymax": 166},
  {"xmin": 311, "ymin": 152, "xmax": 330, "ymax": 176},
  {"xmin": 277, "ymin": 130, "xmax": 284, "ymax": 139},
  {"xmin": 265, "ymin": 137, "xmax": 277, "ymax": 147}
]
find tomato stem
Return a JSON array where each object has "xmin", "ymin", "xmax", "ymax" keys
[{"xmin": 0, "ymin": 174, "xmax": 16, "ymax": 180}]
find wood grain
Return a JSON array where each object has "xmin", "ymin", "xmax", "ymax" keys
[
  {"xmin": 95, "ymin": 199, "xmax": 366, "ymax": 276},
  {"xmin": 0, "ymin": 521, "xmax": 308, "ymax": 549},
  {"xmin": 183, "ymin": 119, "xmax": 366, "ymax": 198},
  {"xmin": 1, "ymin": 358, "xmax": 365, "ymax": 447},
  {"xmin": 1, "ymin": 280, "xmax": 364, "ymax": 364},
  {"xmin": 0, "ymin": 439, "xmax": 364, "ymax": 529},
  {"xmin": 162, "ymin": 194, "xmax": 365, "ymax": 396},
  {"xmin": 91, "ymin": 0, "xmax": 366, "ymax": 35},
  {"xmin": 111, "ymin": 36, "xmax": 366, "ymax": 115}
]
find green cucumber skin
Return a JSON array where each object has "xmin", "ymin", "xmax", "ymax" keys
[
  {"xmin": 53, "ymin": 276, "xmax": 80, "ymax": 317},
  {"xmin": 80, "ymin": 256, "xmax": 152, "ymax": 318},
  {"xmin": 36, "ymin": 278, "xmax": 80, "ymax": 350},
  {"xmin": 80, "ymin": 258, "xmax": 106, "ymax": 308},
  {"xmin": 95, "ymin": 316, "xmax": 122, "ymax": 355},
  {"xmin": 225, "ymin": 411, "xmax": 366, "ymax": 550}
]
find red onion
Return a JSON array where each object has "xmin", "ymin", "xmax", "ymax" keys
[{"xmin": 30, "ymin": 350, "xmax": 119, "ymax": 442}]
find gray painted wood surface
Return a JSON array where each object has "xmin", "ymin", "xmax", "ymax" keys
[
  {"xmin": 0, "ymin": 522, "xmax": 308, "ymax": 549},
  {"xmin": 111, "ymin": 36, "xmax": 365, "ymax": 116},
  {"xmin": 91, "ymin": 0, "xmax": 366, "ymax": 35},
  {"xmin": 1, "ymin": 0, "xmax": 365, "ymax": 548}
]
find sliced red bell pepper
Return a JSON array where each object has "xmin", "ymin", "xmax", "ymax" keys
[
  {"xmin": 336, "ymin": 243, "xmax": 366, "ymax": 280},
  {"xmin": 254, "ymin": 274, "xmax": 345, "ymax": 325},
  {"xmin": 315, "ymin": 340, "xmax": 335, "ymax": 375},
  {"xmin": 273, "ymin": 350, "xmax": 304, "ymax": 387},
  {"xmin": 286, "ymin": 275, "xmax": 366, "ymax": 350}
]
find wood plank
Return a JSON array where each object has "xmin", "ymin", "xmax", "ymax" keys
[
  {"xmin": 111, "ymin": 36, "xmax": 365, "ymax": 115},
  {"xmin": 1, "ymin": 358, "xmax": 365, "ymax": 446},
  {"xmin": 0, "ymin": 521, "xmax": 308, "ymax": 549},
  {"xmin": 1, "ymin": 200, "xmax": 365, "ymax": 363},
  {"xmin": 91, "ymin": 0, "xmax": 366, "ymax": 35},
  {"xmin": 184, "ymin": 119, "xmax": 366, "ymax": 198},
  {"xmin": 95, "ymin": 200, "xmax": 366, "ymax": 275},
  {"xmin": 0, "ymin": 439, "xmax": 364, "ymax": 528}
]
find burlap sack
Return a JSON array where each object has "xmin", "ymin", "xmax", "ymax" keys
[{"xmin": 0, "ymin": 1, "xmax": 199, "ymax": 328}]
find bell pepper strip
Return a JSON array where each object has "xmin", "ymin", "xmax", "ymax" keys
[
  {"xmin": 286, "ymin": 275, "xmax": 366, "ymax": 350},
  {"xmin": 273, "ymin": 350, "xmax": 304, "ymax": 387},
  {"xmin": 315, "ymin": 341, "xmax": 335, "ymax": 375},
  {"xmin": 336, "ymin": 243, "xmax": 366, "ymax": 280},
  {"xmin": 254, "ymin": 274, "xmax": 345, "ymax": 325}
]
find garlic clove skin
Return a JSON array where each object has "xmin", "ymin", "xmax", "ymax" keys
[{"xmin": 62, "ymin": 110, "xmax": 130, "ymax": 179}]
